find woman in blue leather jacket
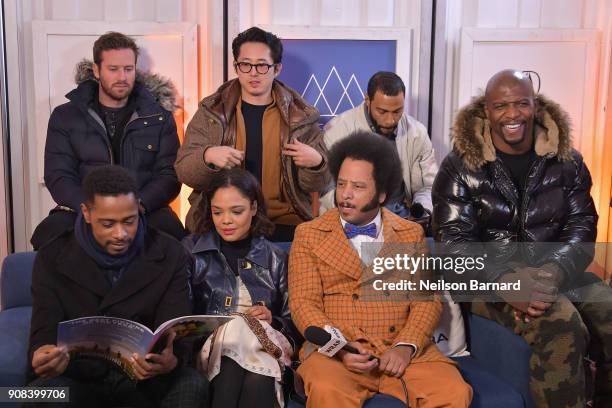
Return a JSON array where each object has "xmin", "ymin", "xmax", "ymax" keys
[{"xmin": 183, "ymin": 168, "xmax": 296, "ymax": 408}]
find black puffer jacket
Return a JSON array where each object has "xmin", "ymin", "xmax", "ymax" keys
[
  {"xmin": 44, "ymin": 64, "xmax": 181, "ymax": 212},
  {"xmin": 432, "ymin": 95, "xmax": 598, "ymax": 286},
  {"xmin": 183, "ymin": 232, "xmax": 298, "ymax": 344}
]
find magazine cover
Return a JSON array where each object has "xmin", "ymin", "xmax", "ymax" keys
[{"xmin": 57, "ymin": 315, "xmax": 233, "ymax": 378}]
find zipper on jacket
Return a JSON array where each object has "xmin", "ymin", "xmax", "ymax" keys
[
  {"xmin": 87, "ymin": 108, "xmax": 115, "ymax": 165},
  {"xmin": 519, "ymin": 158, "xmax": 544, "ymax": 241}
]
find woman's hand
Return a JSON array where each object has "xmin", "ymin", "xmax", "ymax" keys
[{"xmin": 246, "ymin": 305, "xmax": 272, "ymax": 324}]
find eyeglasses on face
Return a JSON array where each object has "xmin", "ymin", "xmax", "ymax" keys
[{"xmin": 234, "ymin": 61, "xmax": 276, "ymax": 74}]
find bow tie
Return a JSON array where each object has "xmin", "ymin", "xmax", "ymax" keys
[{"xmin": 344, "ymin": 222, "xmax": 377, "ymax": 239}]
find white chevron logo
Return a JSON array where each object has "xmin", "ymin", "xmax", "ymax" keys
[{"xmin": 301, "ymin": 66, "xmax": 365, "ymax": 117}]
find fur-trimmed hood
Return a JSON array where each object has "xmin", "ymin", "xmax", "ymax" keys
[
  {"xmin": 74, "ymin": 59, "xmax": 178, "ymax": 112},
  {"xmin": 451, "ymin": 94, "xmax": 572, "ymax": 171}
]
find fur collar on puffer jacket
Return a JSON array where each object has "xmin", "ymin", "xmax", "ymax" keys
[
  {"xmin": 451, "ymin": 94, "xmax": 573, "ymax": 171},
  {"xmin": 73, "ymin": 59, "xmax": 178, "ymax": 112}
]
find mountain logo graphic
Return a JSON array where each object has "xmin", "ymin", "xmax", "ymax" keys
[{"xmin": 301, "ymin": 66, "xmax": 365, "ymax": 117}]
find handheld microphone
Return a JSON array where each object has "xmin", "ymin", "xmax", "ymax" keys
[
  {"xmin": 409, "ymin": 202, "xmax": 425, "ymax": 219},
  {"xmin": 307, "ymin": 327, "xmax": 403, "ymax": 405},
  {"xmin": 305, "ymin": 326, "xmax": 377, "ymax": 360}
]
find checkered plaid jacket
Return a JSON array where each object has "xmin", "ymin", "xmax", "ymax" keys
[{"xmin": 288, "ymin": 208, "xmax": 449, "ymax": 363}]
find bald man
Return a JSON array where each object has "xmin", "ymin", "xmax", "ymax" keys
[{"xmin": 432, "ymin": 69, "xmax": 612, "ymax": 407}]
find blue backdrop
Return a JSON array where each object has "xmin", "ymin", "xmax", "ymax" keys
[{"xmin": 278, "ymin": 39, "xmax": 396, "ymax": 126}]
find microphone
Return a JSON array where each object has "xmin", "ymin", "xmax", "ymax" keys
[
  {"xmin": 409, "ymin": 202, "xmax": 425, "ymax": 219},
  {"xmin": 305, "ymin": 326, "xmax": 377, "ymax": 360}
]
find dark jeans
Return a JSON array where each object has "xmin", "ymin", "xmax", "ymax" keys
[
  {"xmin": 24, "ymin": 365, "xmax": 207, "ymax": 408},
  {"xmin": 31, "ymin": 206, "xmax": 186, "ymax": 249}
]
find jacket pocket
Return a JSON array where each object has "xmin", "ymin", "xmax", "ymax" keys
[
  {"xmin": 133, "ymin": 135, "xmax": 161, "ymax": 152},
  {"xmin": 130, "ymin": 135, "xmax": 160, "ymax": 170}
]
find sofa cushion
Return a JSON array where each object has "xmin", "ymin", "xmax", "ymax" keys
[
  {"xmin": 434, "ymin": 292, "xmax": 469, "ymax": 357},
  {"xmin": 466, "ymin": 313, "xmax": 533, "ymax": 407},
  {"xmin": 1, "ymin": 252, "xmax": 35, "ymax": 310},
  {"xmin": 0, "ymin": 306, "xmax": 32, "ymax": 386},
  {"xmin": 454, "ymin": 356, "xmax": 525, "ymax": 407}
]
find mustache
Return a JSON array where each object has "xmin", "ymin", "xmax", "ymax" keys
[
  {"xmin": 338, "ymin": 201, "xmax": 356, "ymax": 209},
  {"xmin": 107, "ymin": 238, "xmax": 131, "ymax": 246}
]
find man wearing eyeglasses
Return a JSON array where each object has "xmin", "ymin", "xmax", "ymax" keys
[
  {"xmin": 176, "ymin": 27, "xmax": 329, "ymax": 241},
  {"xmin": 432, "ymin": 69, "xmax": 612, "ymax": 407}
]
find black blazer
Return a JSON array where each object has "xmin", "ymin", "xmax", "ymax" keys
[{"xmin": 28, "ymin": 228, "xmax": 192, "ymax": 377}]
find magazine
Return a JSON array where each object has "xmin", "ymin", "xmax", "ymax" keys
[{"xmin": 57, "ymin": 314, "xmax": 233, "ymax": 378}]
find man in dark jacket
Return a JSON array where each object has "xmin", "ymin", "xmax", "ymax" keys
[
  {"xmin": 432, "ymin": 69, "xmax": 612, "ymax": 407},
  {"xmin": 27, "ymin": 166, "xmax": 205, "ymax": 407},
  {"xmin": 31, "ymin": 31, "xmax": 184, "ymax": 249},
  {"xmin": 175, "ymin": 27, "xmax": 329, "ymax": 241}
]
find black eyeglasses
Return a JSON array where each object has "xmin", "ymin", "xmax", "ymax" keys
[
  {"xmin": 234, "ymin": 61, "xmax": 276, "ymax": 74},
  {"xmin": 522, "ymin": 70, "xmax": 541, "ymax": 94}
]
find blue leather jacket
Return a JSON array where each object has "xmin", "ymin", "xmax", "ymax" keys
[{"xmin": 183, "ymin": 232, "xmax": 298, "ymax": 344}]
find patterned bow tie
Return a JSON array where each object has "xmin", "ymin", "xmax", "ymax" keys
[{"xmin": 344, "ymin": 222, "xmax": 377, "ymax": 239}]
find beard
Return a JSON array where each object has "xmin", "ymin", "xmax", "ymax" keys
[
  {"xmin": 104, "ymin": 236, "xmax": 132, "ymax": 255},
  {"xmin": 99, "ymin": 78, "xmax": 133, "ymax": 103},
  {"xmin": 367, "ymin": 110, "xmax": 398, "ymax": 136}
]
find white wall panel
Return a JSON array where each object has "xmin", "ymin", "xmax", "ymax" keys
[
  {"xmin": 462, "ymin": 0, "xmax": 479, "ymax": 27},
  {"xmin": 582, "ymin": 0, "xmax": 600, "ymax": 28},
  {"xmin": 251, "ymin": 0, "xmax": 272, "ymax": 26},
  {"xmin": 237, "ymin": 0, "xmax": 253, "ymax": 29},
  {"xmin": 182, "ymin": 0, "xmax": 198, "ymax": 23},
  {"xmin": 104, "ymin": 0, "xmax": 129, "ymax": 21},
  {"xmin": 31, "ymin": 0, "xmax": 47, "ymax": 20},
  {"xmin": 271, "ymin": 0, "xmax": 296, "ymax": 25},
  {"xmin": 294, "ymin": 1, "xmax": 316, "ymax": 25},
  {"xmin": 235, "ymin": 0, "xmax": 418, "ymax": 30},
  {"xmin": 540, "ymin": 0, "xmax": 583, "ymax": 28},
  {"xmin": 269, "ymin": 1, "xmax": 317, "ymax": 26},
  {"xmin": 477, "ymin": 0, "xmax": 519, "ymax": 27},
  {"xmin": 367, "ymin": 0, "xmax": 394, "ymax": 26},
  {"xmin": 51, "ymin": 0, "xmax": 79, "ymax": 20},
  {"xmin": 130, "ymin": 0, "xmax": 157, "ymax": 21},
  {"xmin": 156, "ymin": 0, "xmax": 182, "ymax": 22},
  {"xmin": 320, "ymin": 0, "xmax": 361, "ymax": 26},
  {"xmin": 78, "ymin": 0, "xmax": 103, "ymax": 21},
  {"xmin": 518, "ymin": 0, "xmax": 541, "ymax": 27},
  {"xmin": 393, "ymin": 0, "xmax": 415, "ymax": 26}
]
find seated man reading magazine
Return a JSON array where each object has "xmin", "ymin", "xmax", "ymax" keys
[{"xmin": 27, "ymin": 165, "xmax": 206, "ymax": 408}]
